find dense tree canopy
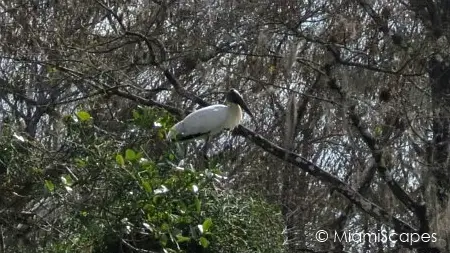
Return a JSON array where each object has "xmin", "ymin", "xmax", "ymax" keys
[{"xmin": 1, "ymin": 0, "xmax": 450, "ymax": 252}]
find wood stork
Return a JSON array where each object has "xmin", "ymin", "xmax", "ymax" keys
[{"xmin": 168, "ymin": 89, "xmax": 254, "ymax": 141}]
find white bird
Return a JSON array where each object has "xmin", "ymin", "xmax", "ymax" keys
[{"xmin": 168, "ymin": 89, "xmax": 254, "ymax": 141}]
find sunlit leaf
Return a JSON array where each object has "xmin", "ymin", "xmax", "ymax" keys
[
  {"xmin": 143, "ymin": 222, "xmax": 152, "ymax": 231},
  {"xmin": 64, "ymin": 186, "xmax": 73, "ymax": 193},
  {"xmin": 132, "ymin": 110, "xmax": 140, "ymax": 119},
  {"xmin": 142, "ymin": 180, "xmax": 152, "ymax": 192},
  {"xmin": 75, "ymin": 158, "xmax": 86, "ymax": 168},
  {"xmin": 116, "ymin": 154, "xmax": 125, "ymax": 166},
  {"xmin": 199, "ymin": 237, "xmax": 209, "ymax": 248},
  {"xmin": 176, "ymin": 235, "xmax": 191, "ymax": 243},
  {"xmin": 45, "ymin": 180, "xmax": 55, "ymax": 193},
  {"xmin": 76, "ymin": 111, "xmax": 91, "ymax": 121},
  {"xmin": 125, "ymin": 149, "xmax": 136, "ymax": 161},
  {"xmin": 61, "ymin": 174, "xmax": 73, "ymax": 186},
  {"xmin": 154, "ymin": 185, "xmax": 169, "ymax": 194},
  {"xmin": 202, "ymin": 218, "xmax": 213, "ymax": 233}
]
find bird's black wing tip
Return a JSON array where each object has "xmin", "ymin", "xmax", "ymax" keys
[{"xmin": 169, "ymin": 132, "xmax": 209, "ymax": 142}]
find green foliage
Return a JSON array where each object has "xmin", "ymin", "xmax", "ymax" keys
[
  {"xmin": 5, "ymin": 110, "xmax": 285, "ymax": 253},
  {"xmin": 204, "ymin": 192, "xmax": 285, "ymax": 253},
  {"xmin": 44, "ymin": 179, "xmax": 55, "ymax": 193},
  {"xmin": 132, "ymin": 107, "xmax": 176, "ymax": 139},
  {"xmin": 76, "ymin": 111, "xmax": 92, "ymax": 122},
  {"xmin": 202, "ymin": 218, "xmax": 213, "ymax": 233},
  {"xmin": 125, "ymin": 149, "xmax": 138, "ymax": 161},
  {"xmin": 115, "ymin": 154, "xmax": 125, "ymax": 166}
]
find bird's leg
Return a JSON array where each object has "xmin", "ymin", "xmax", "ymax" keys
[
  {"xmin": 202, "ymin": 135, "xmax": 210, "ymax": 158},
  {"xmin": 182, "ymin": 142, "xmax": 188, "ymax": 158},
  {"xmin": 229, "ymin": 127, "xmax": 238, "ymax": 147},
  {"xmin": 201, "ymin": 135, "xmax": 210, "ymax": 167}
]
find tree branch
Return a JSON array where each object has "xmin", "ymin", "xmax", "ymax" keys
[
  {"xmin": 235, "ymin": 125, "xmax": 417, "ymax": 234},
  {"xmin": 325, "ymin": 45, "xmax": 424, "ymax": 223}
]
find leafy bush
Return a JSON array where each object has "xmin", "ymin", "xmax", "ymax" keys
[{"xmin": 3, "ymin": 110, "xmax": 285, "ymax": 253}]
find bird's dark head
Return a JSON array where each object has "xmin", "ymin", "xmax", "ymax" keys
[{"xmin": 226, "ymin": 89, "xmax": 254, "ymax": 119}]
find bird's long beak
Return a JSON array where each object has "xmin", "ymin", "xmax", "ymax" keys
[{"xmin": 236, "ymin": 97, "xmax": 255, "ymax": 121}]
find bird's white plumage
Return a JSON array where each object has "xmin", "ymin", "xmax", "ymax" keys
[{"xmin": 168, "ymin": 103, "xmax": 243, "ymax": 141}]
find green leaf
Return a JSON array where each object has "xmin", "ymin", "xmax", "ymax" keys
[
  {"xmin": 199, "ymin": 237, "xmax": 209, "ymax": 248},
  {"xmin": 45, "ymin": 180, "xmax": 55, "ymax": 193},
  {"xmin": 374, "ymin": 125, "xmax": 382, "ymax": 136},
  {"xmin": 75, "ymin": 158, "xmax": 86, "ymax": 168},
  {"xmin": 161, "ymin": 223, "xmax": 170, "ymax": 232},
  {"xmin": 176, "ymin": 235, "xmax": 191, "ymax": 243},
  {"xmin": 157, "ymin": 131, "xmax": 164, "ymax": 140},
  {"xmin": 116, "ymin": 154, "xmax": 125, "ymax": 166},
  {"xmin": 142, "ymin": 180, "xmax": 152, "ymax": 192},
  {"xmin": 125, "ymin": 149, "xmax": 136, "ymax": 161},
  {"xmin": 61, "ymin": 174, "xmax": 73, "ymax": 186},
  {"xmin": 132, "ymin": 110, "xmax": 140, "ymax": 119},
  {"xmin": 195, "ymin": 198, "xmax": 201, "ymax": 213},
  {"xmin": 202, "ymin": 218, "xmax": 213, "ymax": 233},
  {"xmin": 76, "ymin": 111, "xmax": 91, "ymax": 121}
]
